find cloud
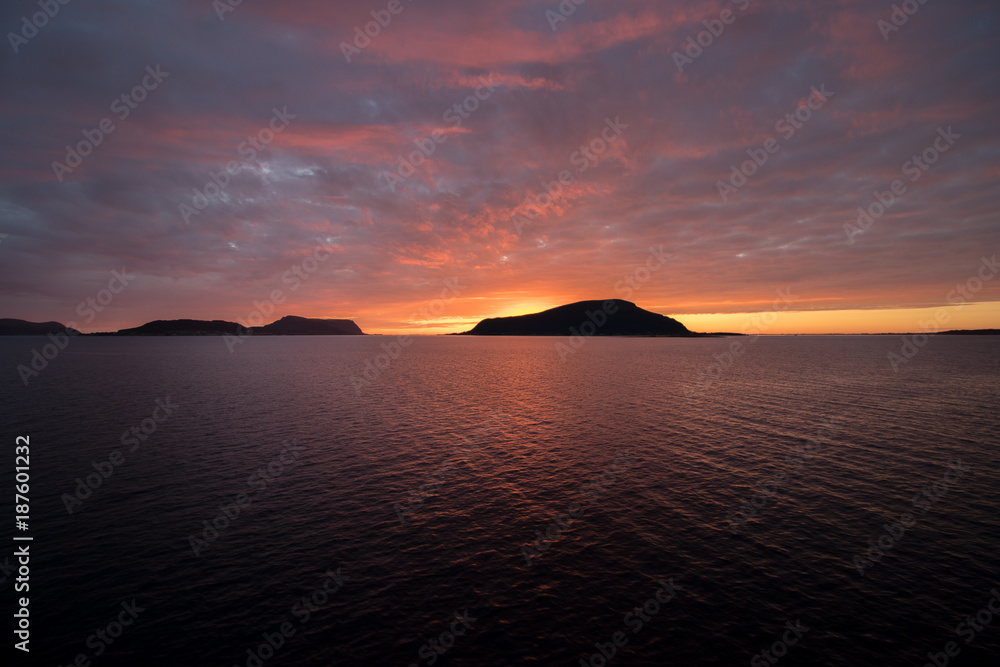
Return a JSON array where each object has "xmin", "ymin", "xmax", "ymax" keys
[{"xmin": 0, "ymin": 0, "xmax": 998, "ymax": 333}]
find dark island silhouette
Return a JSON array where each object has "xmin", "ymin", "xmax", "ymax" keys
[
  {"xmin": 0, "ymin": 319, "xmax": 82, "ymax": 336},
  {"xmin": 458, "ymin": 299, "xmax": 699, "ymax": 337},
  {"xmin": 938, "ymin": 329, "xmax": 1000, "ymax": 336},
  {"xmin": 2, "ymin": 314, "xmax": 995, "ymax": 338},
  {"xmin": 0, "ymin": 316, "xmax": 364, "ymax": 336},
  {"xmin": 113, "ymin": 319, "xmax": 250, "ymax": 336},
  {"xmin": 252, "ymin": 315, "xmax": 363, "ymax": 336},
  {"xmin": 112, "ymin": 315, "xmax": 363, "ymax": 336}
]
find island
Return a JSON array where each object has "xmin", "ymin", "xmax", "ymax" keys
[
  {"xmin": 938, "ymin": 329, "xmax": 1000, "ymax": 336},
  {"xmin": 0, "ymin": 319, "xmax": 82, "ymax": 336},
  {"xmin": 0, "ymin": 316, "xmax": 364, "ymax": 336},
  {"xmin": 456, "ymin": 299, "xmax": 699, "ymax": 337}
]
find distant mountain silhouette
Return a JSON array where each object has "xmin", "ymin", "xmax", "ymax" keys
[
  {"xmin": 938, "ymin": 329, "xmax": 1000, "ymax": 336},
  {"xmin": 255, "ymin": 316, "xmax": 362, "ymax": 335},
  {"xmin": 110, "ymin": 316, "xmax": 365, "ymax": 336},
  {"xmin": 0, "ymin": 319, "xmax": 81, "ymax": 336},
  {"xmin": 0, "ymin": 317, "xmax": 365, "ymax": 336},
  {"xmin": 114, "ymin": 319, "xmax": 246, "ymax": 336},
  {"xmin": 460, "ymin": 300, "xmax": 697, "ymax": 336}
]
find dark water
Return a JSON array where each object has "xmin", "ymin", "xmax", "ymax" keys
[{"xmin": 1, "ymin": 335, "xmax": 998, "ymax": 666}]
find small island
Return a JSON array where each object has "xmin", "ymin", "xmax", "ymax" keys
[
  {"xmin": 456, "ymin": 299, "xmax": 699, "ymax": 337},
  {"xmin": 0, "ymin": 319, "xmax": 83, "ymax": 336},
  {"xmin": 0, "ymin": 316, "xmax": 364, "ymax": 336}
]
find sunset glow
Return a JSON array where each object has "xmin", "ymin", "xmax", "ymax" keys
[{"xmin": 1, "ymin": 0, "xmax": 997, "ymax": 334}]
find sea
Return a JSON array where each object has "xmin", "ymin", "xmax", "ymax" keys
[{"xmin": 0, "ymin": 335, "xmax": 997, "ymax": 666}]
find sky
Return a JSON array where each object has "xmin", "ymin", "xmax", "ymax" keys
[{"xmin": 0, "ymin": 0, "xmax": 998, "ymax": 335}]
